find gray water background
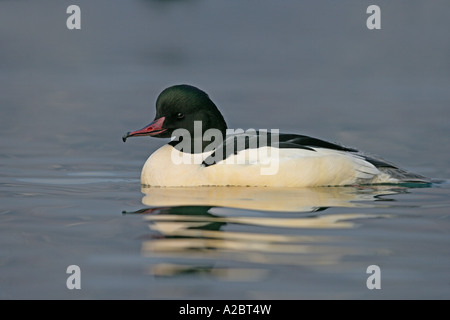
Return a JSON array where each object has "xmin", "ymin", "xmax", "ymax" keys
[{"xmin": 1, "ymin": 0, "xmax": 449, "ymax": 299}]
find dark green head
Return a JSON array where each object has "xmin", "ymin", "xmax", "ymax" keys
[{"xmin": 122, "ymin": 85, "xmax": 228, "ymax": 145}]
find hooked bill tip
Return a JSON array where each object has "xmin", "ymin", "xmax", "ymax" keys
[{"xmin": 122, "ymin": 133, "xmax": 129, "ymax": 142}]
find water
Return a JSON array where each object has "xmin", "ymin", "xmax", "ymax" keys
[{"xmin": 1, "ymin": 0, "xmax": 450, "ymax": 299}]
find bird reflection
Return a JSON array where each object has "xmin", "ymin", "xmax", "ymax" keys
[
  {"xmin": 139, "ymin": 185, "xmax": 413, "ymax": 212},
  {"xmin": 123, "ymin": 185, "xmax": 417, "ymax": 280}
]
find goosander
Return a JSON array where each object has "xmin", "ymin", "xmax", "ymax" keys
[{"xmin": 122, "ymin": 84, "xmax": 429, "ymax": 187}]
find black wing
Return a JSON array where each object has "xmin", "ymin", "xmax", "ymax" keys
[
  {"xmin": 200, "ymin": 131, "xmax": 430, "ymax": 183},
  {"xmin": 276, "ymin": 134, "xmax": 357, "ymax": 152},
  {"xmin": 202, "ymin": 131, "xmax": 358, "ymax": 167}
]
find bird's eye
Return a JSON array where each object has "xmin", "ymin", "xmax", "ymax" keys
[{"xmin": 176, "ymin": 112, "xmax": 184, "ymax": 119}]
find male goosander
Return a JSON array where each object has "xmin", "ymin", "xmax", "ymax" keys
[{"xmin": 122, "ymin": 84, "xmax": 429, "ymax": 187}]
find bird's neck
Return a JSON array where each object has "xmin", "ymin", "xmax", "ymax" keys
[{"xmin": 169, "ymin": 128, "xmax": 226, "ymax": 154}]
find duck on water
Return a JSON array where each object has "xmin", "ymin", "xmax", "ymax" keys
[{"xmin": 122, "ymin": 84, "xmax": 429, "ymax": 187}]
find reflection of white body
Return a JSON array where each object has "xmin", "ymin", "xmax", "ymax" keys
[
  {"xmin": 142, "ymin": 144, "xmax": 400, "ymax": 187},
  {"xmin": 140, "ymin": 186, "xmax": 395, "ymax": 276},
  {"xmin": 141, "ymin": 185, "xmax": 399, "ymax": 212}
]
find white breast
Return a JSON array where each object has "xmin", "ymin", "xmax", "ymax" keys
[{"xmin": 140, "ymin": 144, "xmax": 398, "ymax": 187}]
